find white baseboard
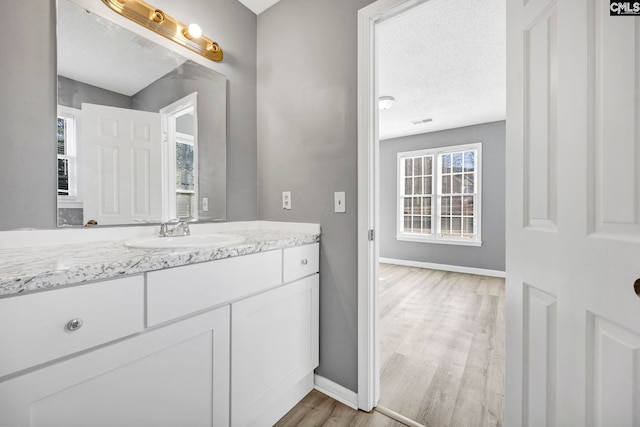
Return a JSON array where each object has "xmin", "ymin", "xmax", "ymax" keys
[
  {"xmin": 314, "ymin": 374, "xmax": 358, "ymax": 410},
  {"xmin": 379, "ymin": 257, "xmax": 506, "ymax": 278}
]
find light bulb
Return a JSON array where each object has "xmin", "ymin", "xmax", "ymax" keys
[{"xmin": 187, "ymin": 23, "xmax": 202, "ymax": 39}]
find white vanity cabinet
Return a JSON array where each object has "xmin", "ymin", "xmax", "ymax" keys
[
  {"xmin": 0, "ymin": 241, "xmax": 319, "ymax": 427},
  {"xmin": 232, "ymin": 243, "xmax": 320, "ymax": 427},
  {"xmin": 146, "ymin": 250, "xmax": 282, "ymax": 326},
  {"xmin": 0, "ymin": 305, "xmax": 230, "ymax": 427},
  {"xmin": 0, "ymin": 275, "xmax": 144, "ymax": 378}
]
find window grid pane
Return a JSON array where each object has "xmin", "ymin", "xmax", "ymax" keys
[
  {"xmin": 438, "ymin": 149, "xmax": 477, "ymax": 239},
  {"xmin": 57, "ymin": 118, "xmax": 66, "ymax": 155},
  {"xmin": 401, "ymin": 154, "xmax": 434, "ymax": 236},
  {"xmin": 57, "ymin": 116, "xmax": 70, "ymax": 195}
]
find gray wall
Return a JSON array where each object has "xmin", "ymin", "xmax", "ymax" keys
[
  {"xmin": 0, "ymin": 0, "xmax": 257, "ymax": 230},
  {"xmin": 257, "ymin": 0, "xmax": 375, "ymax": 393},
  {"xmin": 0, "ymin": 1, "xmax": 56, "ymax": 230},
  {"xmin": 380, "ymin": 121, "xmax": 506, "ymax": 271},
  {"xmin": 57, "ymin": 76, "xmax": 132, "ymax": 110}
]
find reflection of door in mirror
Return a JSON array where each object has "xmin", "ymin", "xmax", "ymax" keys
[
  {"xmin": 82, "ymin": 103, "xmax": 162, "ymax": 226},
  {"xmin": 160, "ymin": 93, "xmax": 198, "ymax": 222}
]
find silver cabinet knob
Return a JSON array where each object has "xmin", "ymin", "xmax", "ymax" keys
[
  {"xmin": 301, "ymin": 259, "xmax": 308, "ymax": 265},
  {"xmin": 66, "ymin": 318, "xmax": 84, "ymax": 331}
]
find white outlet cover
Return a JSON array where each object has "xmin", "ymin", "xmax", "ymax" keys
[{"xmin": 282, "ymin": 191, "xmax": 291, "ymax": 210}]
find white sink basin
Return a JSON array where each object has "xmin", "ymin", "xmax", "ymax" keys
[{"xmin": 125, "ymin": 234, "xmax": 245, "ymax": 249}]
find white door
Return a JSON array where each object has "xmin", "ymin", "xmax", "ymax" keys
[
  {"xmin": 506, "ymin": 1, "xmax": 640, "ymax": 426},
  {"xmin": 81, "ymin": 103, "xmax": 161, "ymax": 225}
]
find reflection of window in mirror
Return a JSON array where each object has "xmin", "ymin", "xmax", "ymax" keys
[
  {"xmin": 175, "ymin": 131, "xmax": 195, "ymax": 219},
  {"xmin": 57, "ymin": 106, "xmax": 81, "ymax": 206},
  {"xmin": 160, "ymin": 92, "xmax": 198, "ymax": 222}
]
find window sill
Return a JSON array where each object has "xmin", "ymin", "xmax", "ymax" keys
[
  {"xmin": 57, "ymin": 197, "xmax": 83, "ymax": 209},
  {"xmin": 396, "ymin": 234, "xmax": 482, "ymax": 247}
]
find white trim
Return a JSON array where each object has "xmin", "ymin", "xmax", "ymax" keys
[
  {"xmin": 57, "ymin": 106, "xmax": 81, "ymax": 201},
  {"xmin": 313, "ymin": 375, "xmax": 358, "ymax": 410},
  {"xmin": 379, "ymin": 257, "xmax": 506, "ymax": 278},
  {"xmin": 375, "ymin": 406, "xmax": 427, "ymax": 427},
  {"xmin": 396, "ymin": 235, "xmax": 483, "ymax": 247},
  {"xmin": 160, "ymin": 92, "xmax": 198, "ymax": 222},
  {"xmin": 357, "ymin": 0, "xmax": 430, "ymax": 412},
  {"xmin": 358, "ymin": 0, "xmax": 427, "ymax": 412},
  {"xmin": 357, "ymin": 0, "xmax": 378, "ymax": 412}
]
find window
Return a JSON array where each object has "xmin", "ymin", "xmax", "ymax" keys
[
  {"xmin": 397, "ymin": 142, "xmax": 482, "ymax": 246},
  {"xmin": 175, "ymin": 132, "xmax": 196, "ymax": 219},
  {"xmin": 57, "ymin": 106, "xmax": 79, "ymax": 198}
]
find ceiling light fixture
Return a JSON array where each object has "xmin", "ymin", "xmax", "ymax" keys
[
  {"xmin": 101, "ymin": 0, "xmax": 223, "ymax": 62},
  {"xmin": 379, "ymin": 96, "xmax": 395, "ymax": 111}
]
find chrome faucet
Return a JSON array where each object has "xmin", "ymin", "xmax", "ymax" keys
[{"xmin": 159, "ymin": 219, "xmax": 190, "ymax": 237}]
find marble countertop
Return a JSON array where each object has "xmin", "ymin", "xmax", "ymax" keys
[{"xmin": 0, "ymin": 229, "xmax": 320, "ymax": 298}]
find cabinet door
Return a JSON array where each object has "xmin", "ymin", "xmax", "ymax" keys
[
  {"xmin": 0, "ymin": 306, "xmax": 230, "ymax": 427},
  {"xmin": 232, "ymin": 274, "xmax": 319, "ymax": 427}
]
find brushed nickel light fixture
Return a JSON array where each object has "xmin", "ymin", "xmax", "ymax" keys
[{"xmin": 102, "ymin": 0, "xmax": 223, "ymax": 62}]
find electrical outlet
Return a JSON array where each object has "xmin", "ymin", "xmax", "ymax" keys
[
  {"xmin": 282, "ymin": 191, "xmax": 291, "ymax": 210},
  {"xmin": 202, "ymin": 197, "xmax": 209, "ymax": 212},
  {"xmin": 334, "ymin": 191, "xmax": 346, "ymax": 213}
]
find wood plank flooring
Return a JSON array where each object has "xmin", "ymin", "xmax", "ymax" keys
[
  {"xmin": 274, "ymin": 389, "xmax": 407, "ymax": 427},
  {"xmin": 274, "ymin": 265, "xmax": 504, "ymax": 427},
  {"xmin": 377, "ymin": 265, "xmax": 504, "ymax": 427}
]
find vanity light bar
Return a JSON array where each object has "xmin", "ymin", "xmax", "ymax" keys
[{"xmin": 101, "ymin": 0, "xmax": 223, "ymax": 62}]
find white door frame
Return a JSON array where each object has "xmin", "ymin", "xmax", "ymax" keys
[
  {"xmin": 159, "ymin": 92, "xmax": 198, "ymax": 222},
  {"xmin": 356, "ymin": 0, "xmax": 430, "ymax": 411}
]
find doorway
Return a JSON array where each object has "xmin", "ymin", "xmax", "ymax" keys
[{"xmin": 357, "ymin": 0, "xmax": 506, "ymax": 423}]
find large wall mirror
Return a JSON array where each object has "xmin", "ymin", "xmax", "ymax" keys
[{"xmin": 57, "ymin": 0, "xmax": 227, "ymax": 227}]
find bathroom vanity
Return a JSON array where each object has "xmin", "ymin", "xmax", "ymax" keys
[{"xmin": 0, "ymin": 222, "xmax": 320, "ymax": 427}]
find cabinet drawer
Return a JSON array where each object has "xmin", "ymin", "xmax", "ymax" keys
[
  {"xmin": 283, "ymin": 243, "xmax": 319, "ymax": 283},
  {"xmin": 147, "ymin": 250, "xmax": 282, "ymax": 326},
  {"xmin": 0, "ymin": 276, "xmax": 144, "ymax": 378}
]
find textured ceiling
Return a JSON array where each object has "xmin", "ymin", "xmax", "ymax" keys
[
  {"xmin": 237, "ymin": 0, "xmax": 281, "ymax": 14},
  {"xmin": 377, "ymin": 0, "xmax": 506, "ymax": 140},
  {"xmin": 57, "ymin": 0, "xmax": 187, "ymax": 96}
]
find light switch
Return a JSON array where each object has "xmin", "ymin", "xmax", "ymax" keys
[
  {"xmin": 202, "ymin": 197, "xmax": 209, "ymax": 212},
  {"xmin": 334, "ymin": 192, "xmax": 346, "ymax": 213},
  {"xmin": 283, "ymin": 191, "xmax": 292, "ymax": 210}
]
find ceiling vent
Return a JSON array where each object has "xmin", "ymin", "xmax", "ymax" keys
[{"xmin": 411, "ymin": 118, "xmax": 433, "ymax": 125}]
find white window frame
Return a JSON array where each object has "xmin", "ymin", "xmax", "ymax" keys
[
  {"xmin": 57, "ymin": 106, "xmax": 82, "ymax": 207},
  {"xmin": 160, "ymin": 92, "xmax": 199, "ymax": 222},
  {"xmin": 175, "ymin": 132, "xmax": 197, "ymax": 219},
  {"xmin": 396, "ymin": 142, "xmax": 482, "ymax": 246}
]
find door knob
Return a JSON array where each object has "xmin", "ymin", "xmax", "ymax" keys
[{"xmin": 635, "ymin": 279, "xmax": 640, "ymax": 298}]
